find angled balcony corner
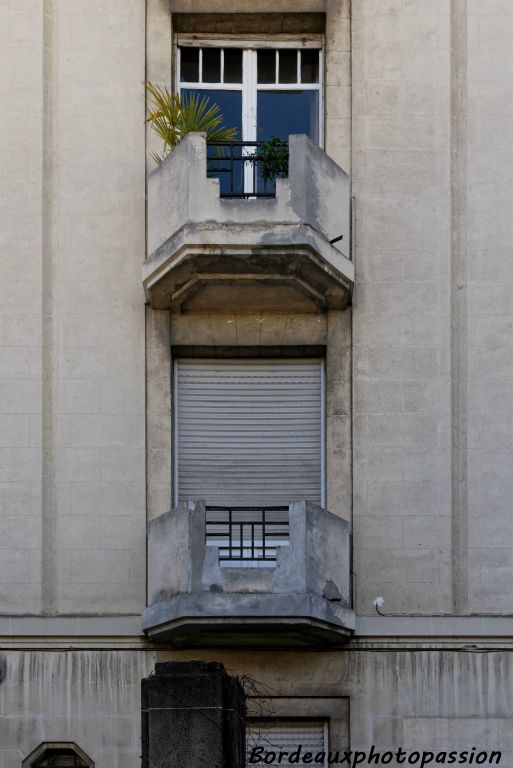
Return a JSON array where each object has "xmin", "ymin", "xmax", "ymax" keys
[
  {"xmin": 142, "ymin": 501, "xmax": 355, "ymax": 648},
  {"xmin": 143, "ymin": 133, "xmax": 354, "ymax": 313}
]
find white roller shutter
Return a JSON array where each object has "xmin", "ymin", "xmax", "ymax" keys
[
  {"xmin": 246, "ymin": 720, "xmax": 328, "ymax": 767},
  {"xmin": 175, "ymin": 359, "xmax": 324, "ymax": 506}
]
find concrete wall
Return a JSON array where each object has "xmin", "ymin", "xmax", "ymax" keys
[
  {"xmin": 0, "ymin": 650, "xmax": 154, "ymax": 767},
  {"xmin": 0, "ymin": 1, "xmax": 44, "ymax": 614},
  {"xmin": 0, "ymin": 1, "xmax": 147, "ymax": 615},
  {"xmin": 352, "ymin": 0, "xmax": 452, "ymax": 616},
  {"xmin": 2, "ymin": 647, "xmax": 513, "ymax": 761},
  {"xmin": 466, "ymin": 1, "xmax": 513, "ymax": 613},
  {"xmin": 352, "ymin": 0, "xmax": 513, "ymax": 618}
]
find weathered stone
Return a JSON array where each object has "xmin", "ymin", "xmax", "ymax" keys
[{"xmin": 141, "ymin": 661, "xmax": 246, "ymax": 768}]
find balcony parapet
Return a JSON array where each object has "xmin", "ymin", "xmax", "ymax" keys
[
  {"xmin": 144, "ymin": 133, "xmax": 354, "ymax": 312},
  {"xmin": 142, "ymin": 500, "xmax": 355, "ymax": 647}
]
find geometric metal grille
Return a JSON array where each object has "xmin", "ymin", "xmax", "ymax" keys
[{"xmin": 206, "ymin": 505, "xmax": 289, "ymax": 567}]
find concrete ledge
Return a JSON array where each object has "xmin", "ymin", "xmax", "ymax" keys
[
  {"xmin": 0, "ymin": 615, "xmax": 144, "ymax": 637},
  {"xmin": 143, "ymin": 223, "xmax": 354, "ymax": 311},
  {"xmin": 142, "ymin": 592, "xmax": 355, "ymax": 647},
  {"xmin": 355, "ymin": 615, "xmax": 513, "ymax": 637}
]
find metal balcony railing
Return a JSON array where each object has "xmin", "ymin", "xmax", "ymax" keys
[
  {"xmin": 207, "ymin": 141, "xmax": 287, "ymax": 199},
  {"xmin": 205, "ymin": 506, "xmax": 289, "ymax": 567}
]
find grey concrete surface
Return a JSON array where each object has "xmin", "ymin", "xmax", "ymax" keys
[
  {"xmin": 144, "ymin": 133, "xmax": 353, "ymax": 311},
  {"xmin": 143, "ymin": 500, "xmax": 354, "ymax": 644}
]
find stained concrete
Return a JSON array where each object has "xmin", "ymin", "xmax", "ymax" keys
[
  {"xmin": 144, "ymin": 133, "xmax": 353, "ymax": 311},
  {"xmin": 143, "ymin": 500, "xmax": 354, "ymax": 645}
]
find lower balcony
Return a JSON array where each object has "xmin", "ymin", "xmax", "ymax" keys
[{"xmin": 142, "ymin": 500, "xmax": 354, "ymax": 648}]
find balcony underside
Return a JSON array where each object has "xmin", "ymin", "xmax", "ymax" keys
[
  {"xmin": 142, "ymin": 592, "xmax": 355, "ymax": 648},
  {"xmin": 143, "ymin": 222, "xmax": 353, "ymax": 312}
]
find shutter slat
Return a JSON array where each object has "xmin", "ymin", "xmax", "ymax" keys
[
  {"xmin": 176, "ymin": 360, "xmax": 323, "ymax": 506},
  {"xmin": 246, "ymin": 720, "xmax": 326, "ymax": 767}
]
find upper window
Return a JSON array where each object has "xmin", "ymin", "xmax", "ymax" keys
[
  {"xmin": 177, "ymin": 40, "xmax": 323, "ymax": 195},
  {"xmin": 177, "ymin": 42, "xmax": 322, "ymax": 144}
]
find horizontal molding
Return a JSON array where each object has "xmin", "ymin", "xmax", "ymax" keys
[
  {"xmin": 0, "ymin": 615, "xmax": 143, "ymax": 638},
  {"xmin": 356, "ymin": 615, "xmax": 513, "ymax": 638}
]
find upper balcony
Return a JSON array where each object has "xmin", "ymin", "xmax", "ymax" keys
[
  {"xmin": 142, "ymin": 500, "xmax": 354, "ymax": 648},
  {"xmin": 143, "ymin": 133, "xmax": 354, "ymax": 313}
]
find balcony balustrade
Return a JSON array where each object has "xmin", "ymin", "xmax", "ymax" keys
[
  {"xmin": 142, "ymin": 500, "xmax": 354, "ymax": 647},
  {"xmin": 143, "ymin": 133, "xmax": 354, "ymax": 313}
]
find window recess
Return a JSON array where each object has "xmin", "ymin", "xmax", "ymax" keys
[{"xmin": 176, "ymin": 37, "xmax": 324, "ymax": 195}]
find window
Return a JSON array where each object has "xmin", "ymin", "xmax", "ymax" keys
[
  {"xmin": 23, "ymin": 744, "xmax": 93, "ymax": 768},
  {"xmin": 177, "ymin": 39, "xmax": 323, "ymax": 194},
  {"xmin": 174, "ymin": 359, "xmax": 325, "ymax": 509},
  {"xmin": 246, "ymin": 720, "xmax": 328, "ymax": 767}
]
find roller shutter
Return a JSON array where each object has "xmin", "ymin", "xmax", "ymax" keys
[
  {"xmin": 175, "ymin": 359, "xmax": 323, "ymax": 506},
  {"xmin": 246, "ymin": 720, "xmax": 328, "ymax": 766}
]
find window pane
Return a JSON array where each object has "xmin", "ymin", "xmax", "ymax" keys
[
  {"xmin": 181, "ymin": 88, "xmax": 242, "ymax": 138},
  {"xmin": 257, "ymin": 50, "xmax": 276, "ymax": 84},
  {"xmin": 224, "ymin": 48, "xmax": 243, "ymax": 83},
  {"xmin": 180, "ymin": 47, "xmax": 199, "ymax": 82},
  {"xmin": 278, "ymin": 49, "xmax": 297, "ymax": 84},
  {"xmin": 183, "ymin": 88, "xmax": 243, "ymax": 196},
  {"xmin": 301, "ymin": 49, "xmax": 319, "ymax": 83},
  {"xmin": 203, "ymin": 47, "xmax": 221, "ymax": 83},
  {"xmin": 257, "ymin": 90, "xmax": 319, "ymax": 143}
]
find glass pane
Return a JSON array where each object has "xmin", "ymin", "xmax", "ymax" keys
[
  {"xmin": 182, "ymin": 88, "xmax": 243, "ymax": 197},
  {"xmin": 301, "ymin": 49, "xmax": 319, "ymax": 83},
  {"xmin": 180, "ymin": 47, "xmax": 199, "ymax": 82},
  {"xmin": 182, "ymin": 88, "xmax": 242, "ymax": 138},
  {"xmin": 203, "ymin": 47, "xmax": 221, "ymax": 83},
  {"xmin": 257, "ymin": 49, "xmax": 276, "ymax": 84},
  {"xmin": 257, "ymin": 90, "xmax": 319, "ymax": 143},
  {"xmin": 278, "ymin": 49, "xmax": 297, "ymax": 84},
  {"xmin": 224, "ymin": 48, "xmax": 242, "ymax": 83}
]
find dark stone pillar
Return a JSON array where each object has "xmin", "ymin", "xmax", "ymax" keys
[{"xmin": 141, "ymin": 661, "xmax": 246, "ymax": 768}]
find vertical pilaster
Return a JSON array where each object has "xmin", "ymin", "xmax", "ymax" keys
[
  {"xmin": 41, "ymin": 0, "xmax": 58, "ymax": 614},
  {"xmin": 325, "ymin": 0, "xmax": 351, "ymax": 172},
  {"xmin": 450, "ymin": 0, "xmax": 469, "ymax": 615}
]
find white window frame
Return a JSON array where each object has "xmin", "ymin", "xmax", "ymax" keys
[{"xmin": 175, "ymin": 35, "xmax": 325, "ymax": 151}]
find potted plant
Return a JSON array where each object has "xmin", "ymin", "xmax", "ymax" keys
[
  {"xmin": 254, "ymin": 137, "xmax": 289, "ymax": 183},
  {"xmin": 145, "ymin": 82, "xmax": 238, "ymax": 165}
]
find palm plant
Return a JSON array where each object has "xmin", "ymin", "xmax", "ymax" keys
[{"xmin": 145, "ymin": 83, "xmax": 238, "ymax": 165}]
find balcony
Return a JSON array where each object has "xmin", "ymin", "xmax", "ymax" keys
[
  {"xmin": 143, "ymin": 133, "xmax": 354, "ymax": 313},
  {"xmin": 142, "ymin": 500, "xmax": 354, "ymax": 648}
]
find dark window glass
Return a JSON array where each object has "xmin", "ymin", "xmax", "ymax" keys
[
  {"xmin": 183, "ymin": 88, "xmax": 243, "ymax": 196},
  {"xmin": 224, "ymin": 48, "xmax": 243, "ymax": 83},
  {"xmin": 257, "ymin": 90, "xmax": 319, "ymax": 143},
  {"xmin": 301, "ymin": 49, "xmax": 319, "ymax": 83},
  {"xmin": 203, "ymin": 47, "xmax": 221, "ymax": 82},
  {"xmin": 182, "ymin": 88, "xmax": 242, "ymax": 138},
  {"xmin": 257, "ymin": 49, "xmax": 276, "ymax": 84},
  {"xmin": 180, "ymin": 47, "xmax": 199, "ymax": 82},
  {"xmin": 33, "ymin": 749, "xmax": 88, "ymax": 768},
  {"xmin": 278, "ymin": 49, "xmax": 297, "ymax": 83}
]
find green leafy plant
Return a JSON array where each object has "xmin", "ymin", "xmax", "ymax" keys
[
  {"xmin": 253, "ymin": 137, "xmax": 289, "ymax": 183},
  {"xmin": 145, "ymin": 82, "xmax": 238, "ymax": 165}
]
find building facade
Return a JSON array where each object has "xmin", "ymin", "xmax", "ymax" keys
[{"xmin": 1, "ymin": 0, "xmax": 513, "ymax": 764}]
